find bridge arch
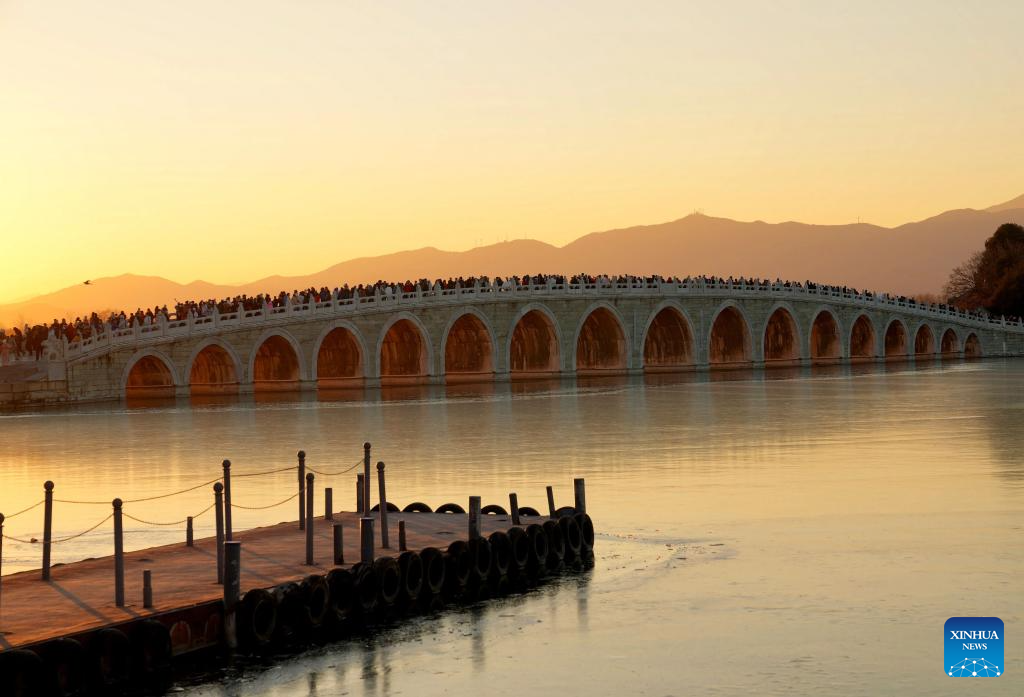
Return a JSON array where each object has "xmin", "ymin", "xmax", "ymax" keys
[
  {"xmin": 573, "ymin": 302, "xmax": 630, "ymax": 374},
  {"xmin": 312, "ymin": 320, "xmax": 368, "ymax": 387},
  {"xmin": 377, "ymin": 313, "xmax": 433, "ymax": 383},
  {"xmin": 641, "ymin": 301, "xmax": 696, "ymax": 370},
  {"xmin": 507, "ymin": 303, "xmax": 562, "ymax": 378},
  {"xmin": 249, "ymin": 329, "xmax": 305, "ymax": 390},
  {"xmin": 187, "ymin": 339, "xmax": 243, "ymax": 394},
  {"xmin": 964, "ymin": 333, "xmax": 982, "ymax": 358},
  {"xmin": 762, "ymin": 302, "xmax": 803, "ymax": 364},
  {"xmin": 913, "ymin": 323, "xmax": 936, "ymax": 357},
  {"xmin": 442, "ymin": 309, "xmax": 496, "ymax": 381},
  {"xmin": 849, "ymin": 314, "xmax": 877, "ymax": 361},
  {"xmin": 122, "ymin": 349, "xmax": 179, "ymax": 397},
  {"xmin": 809, "ymin": 307, "xmax": 842, "ymax": 362},
  {"xmin": 708, "ymin": 302, "xmax": 753, "ymax": 366},
  {"xmin": 940, "ymin": 327, "xmax": 960, "ymax": 355},
  {"xmin": 883, "ymin": 318, "xmax": 910, "ymax": 360}
]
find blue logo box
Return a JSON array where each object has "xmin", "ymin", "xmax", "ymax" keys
[{"xmin": 945, "ymin": 617, "xmax": 1003, "ymax": 677}]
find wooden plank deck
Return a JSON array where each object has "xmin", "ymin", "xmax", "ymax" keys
[{"xmin": 0, "ymin": 511, "xmax": 515, "ymax": 651}]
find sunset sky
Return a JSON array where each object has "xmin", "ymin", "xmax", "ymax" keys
[{"xmin": 1, "ymin": 1, "xmax": 1022, "ymax": 304}]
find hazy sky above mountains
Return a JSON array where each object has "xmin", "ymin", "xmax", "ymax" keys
[{"xmin": 1, "ymin": 1, "xmax": 1022, "ymax": 304}]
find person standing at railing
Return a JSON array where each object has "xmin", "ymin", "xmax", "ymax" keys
[{"xmin": 12, "ymin": 327, "xmax": 24, "ymax": 359}]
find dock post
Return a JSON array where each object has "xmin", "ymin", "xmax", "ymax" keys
[
  {"xmin": 359, "ymin": 517, "xmax": 374, "ymax": 563},
  {"xmin": 222, "ymin": 459, "xmax": 232, "ymax": 541},
  {"xmin": 546, "ymin": 485, "xmax": 556, "ymax": 518},
  {"xmin": 305, "ymin": 473, "xmax": 315, "ymax": 565},
  {"xmin": 363, "ymin": 442, "xmax": 371, "ymax": 516},
  {"xmin": 223, "ymin": 541, "xmax": 242, "ymax": 651},
  {"xmin": 42, "ymin": 480, "xmax": 54, "ymax": 581},
  {"xmin": 143, "ymin": 569, "xmax": 153, "ymax": 609},
  {"xmin": 214, "ymin": 482, "xmax": 225, "ymax": 584},
  {"xmin": 333, "ymin": 523, "xmax": 344, "ymax": 565},
  {"xmin": 468, "ymin": 496, "xmax": 481, "ymax": 540},
  {"xmin": 398, "ymin": 520, "xmax": 407, "ymax": 552},
  {"xmin": 325, "ymin": 487, "xmax": 333, "ymax": 521},
  {"xmin": 377, "ymin": 461, "xmax": 390, "ymax": 548},
  {"xmin": 509, "ymin": 493, "xmax": 521, "ymax": 526},
  {"xmin": 186, "ymin": 516, "xmax": 194, "ymax": 547},
  {"xmin": 356, "ymin": 474, "xmax": 365, "ymax": 513},
  {"xmin": 0, "ymin": 513, "xmax": 5, "ymax": 604},
  {"xmin": 113, "ymin": 498, "xmax": 125, "ymax": 607},
  {"xmin": 297, "ymin": 450, "xmax": 306, "ymax": 531},
  {"xmin": 573, "ymin": 478, "xmax": 587, "ymax": 514}
]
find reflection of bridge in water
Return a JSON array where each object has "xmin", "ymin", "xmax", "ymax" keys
[{"xmin": 55, "ymin": 279, "xmax": 1024, "ymax": 401}]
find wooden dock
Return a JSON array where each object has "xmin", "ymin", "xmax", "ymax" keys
[
  {"xmin": 0, "ymin": 511, "xmax": 527, "ymax": 650},
  {"xmin": 0, "ymin": 459, "xmax": 595, "ymax": 696}
]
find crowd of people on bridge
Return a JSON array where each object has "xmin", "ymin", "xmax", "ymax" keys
[
  {"xmin": 0, "ymin": 324, "xmax": 52, "ymax": 365},
  {"xmin": 2, "ymin": 274, "xmax": 1019, "ymax": 365}
]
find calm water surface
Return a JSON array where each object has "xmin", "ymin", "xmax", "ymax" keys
[{"xmin": 1, "ymin": 360, "xmax": 1022, "ymax": 695}]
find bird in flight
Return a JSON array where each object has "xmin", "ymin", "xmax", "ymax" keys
[{"xmin": 83, "ymin": 280, "xmax": 92, "ymax": 285}]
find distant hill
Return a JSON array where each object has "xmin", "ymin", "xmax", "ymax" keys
[
  {"xmin": 0, "ymin": 276, "xmax": 238, "ymax": 329},
  {"xmin": 987, "ymin": 193, "xmax": 1024, "ymax": 212},
  {"xmin": 2, "ymin": 196, "xmax": 1022, "ymax": 328}
]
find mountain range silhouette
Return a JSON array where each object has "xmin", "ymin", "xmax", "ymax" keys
[{"xmin": 2, "ymin": 195, "xmax": 1022, "ymax": 327}]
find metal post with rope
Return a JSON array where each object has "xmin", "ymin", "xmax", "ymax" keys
[
  {"xmin": 362, "ymin": 442, "xmax": 371, "ymax": 517},
  {"xmin": 214, "ymin": 483, "xmax": 224, "ymax": 585},
  {"xmin": 223, "ymin": 459, "xmax": 232, "ymax": 541},
  {"xmin": 297, "ymin": 450, "xmax": 306, "ymax": 531},
  {"xmin": 0, "ymin": 447, "xmax": 371, "ymax": 583},
  {"xmin": 42, "ymin": 481, "xmax": 53, "ymax": 581},
  {"xmin": 113, "ymin": 498, "xmax": 124, "ymax": 607}
]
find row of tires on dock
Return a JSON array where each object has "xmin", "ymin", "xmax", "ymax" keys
[
  {"xmin": 0, "ymin": 619, "xmax": 172, "ymax": 697},
  {"xmin": 370, "ymin": 501, "xmax": 547, "ymax": 516},
  {"xmin": 239, "ymin": 512, "xmax": 595, "ymax": 651},
  {"xmin": 0, "ymin": 513, "xmax": 594, "ymax": 697}
]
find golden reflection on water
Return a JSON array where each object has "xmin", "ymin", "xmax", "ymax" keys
[
  {"xmin": 2, "ymin": 359, "xmax": 1022, "ymax": 694},
  {"xmin": 1, "ymin": 359, "xmax": 1019, "ymax": 570}
]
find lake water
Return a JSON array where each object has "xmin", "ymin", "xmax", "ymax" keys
[{"xmin": 1, "ymin": 360, "xmax": 1022, "ymax": 695}]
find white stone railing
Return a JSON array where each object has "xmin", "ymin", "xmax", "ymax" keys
[{"xmin": 62, "ymin": 279, "xmax": 1024, "ymax": 361}]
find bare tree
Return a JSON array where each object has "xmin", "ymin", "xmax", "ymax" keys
[
  {"xmin": 943, "ymin": 223, "xmax": 1024, "ymax": 315},
  {"xmin": 943, "ymin": 250, "xmax": 983, "ymax": 308}
]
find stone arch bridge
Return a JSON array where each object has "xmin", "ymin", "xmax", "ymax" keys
[{"xmin": 56, "ymin": 279, "xmax": 1024, "ymax": 401}]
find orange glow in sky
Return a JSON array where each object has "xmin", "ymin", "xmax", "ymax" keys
[{"xmin": 1, "ymin": 2, "xmax": 1022, "ymax": 303}]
